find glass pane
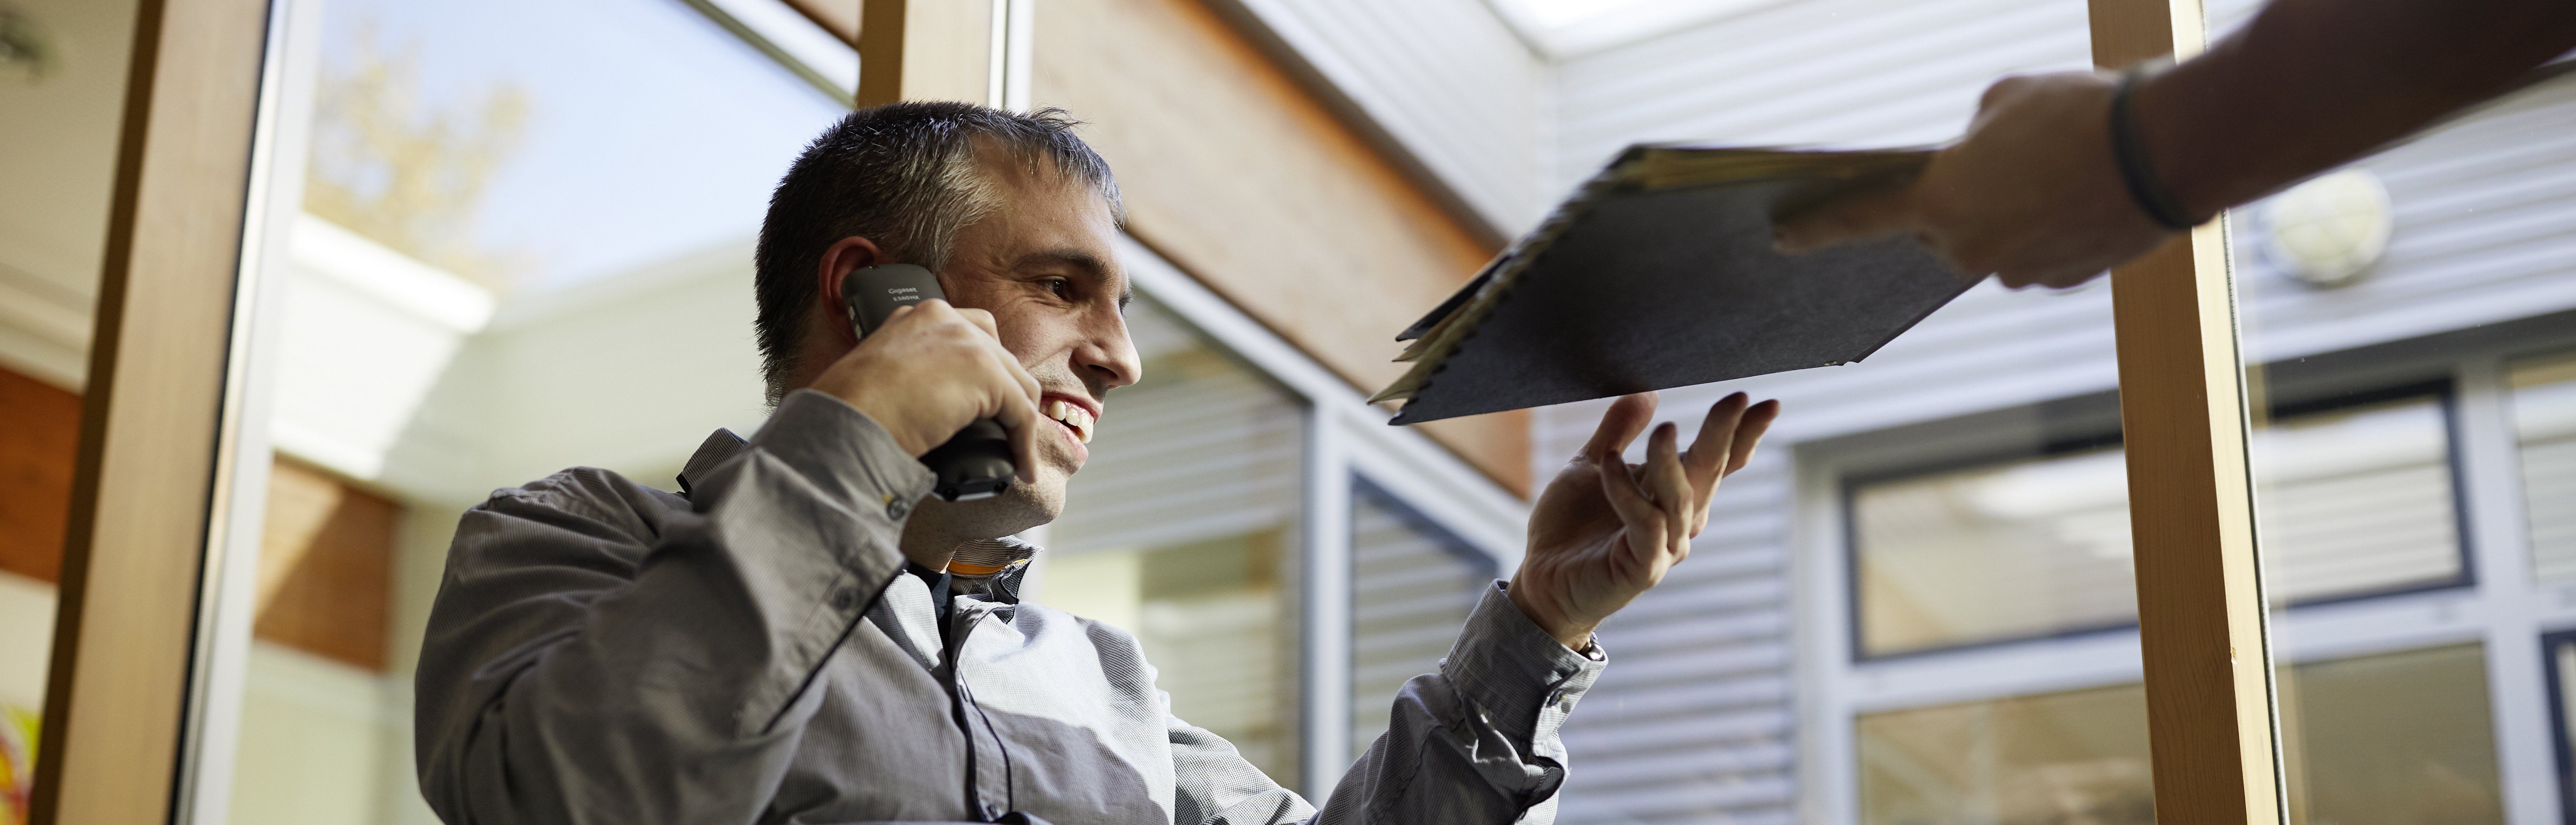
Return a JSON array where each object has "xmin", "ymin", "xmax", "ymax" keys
[
  {"xmin": 1858, "ymin": 644, "xmax": 2502, "ymax": 825},
  {"xmin": 2513, "ymin": 352, "xmax": 2576, "ymax": 582},
  {"xmin": 2274, "ymin": 644, "xmax": 2501, "ymax": 825},
  {"xmin": 1853, "ymin": 444, "xmax": 2134, "ymax": 656},
  {"xmin": 2221, "ymin": 0, "xmax": 2576, "ymax": 810},
  {"xmin": 1039, "ymin": 296, "xmax": 1307, "ymax": 789},
  {"xmin": 222, "ymin": 0, "xmax": 851, "ymax": 821},
  {"xmin": 1852, "ymin": 393, "xmax": 2459, "ymax": 657},
  {"xmin": 0, "ymin": 0, "xmax": 144, "ymax": 815},
  {"xmin": 1348, "ymin": 482, "xmax": 1494, "ymax": 761},
  {"xmin": 2544, "ymin": 631, "xmax": 2576, "ymax": 809},
  {"xmin": 1859, "ymin": 684, "xmax": 2154, "ymax": 825}
]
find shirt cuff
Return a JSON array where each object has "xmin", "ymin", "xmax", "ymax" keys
[
  {"xmin": 745, "ymin": 389, "xmax": 939, "ymax": 518},
  {"xmin": 1438, "ymin": 581, "xmax": 1608, "ymax": 745}
]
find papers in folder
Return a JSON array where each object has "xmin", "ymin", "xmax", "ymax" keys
[{"xmin": 1372, "ymin": 145, "xmax": 1975, "ymax": 424}]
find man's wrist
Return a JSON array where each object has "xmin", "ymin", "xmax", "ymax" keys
[{"xmin": 1504, "ymin": 577, "xmax": 1597, "ymax": 652}]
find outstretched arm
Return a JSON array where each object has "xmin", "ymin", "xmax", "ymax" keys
[
  {"xmin": 1776, "ymin": 0, "xmax": 2576, "ymax": 287},
  {"xmin": 1167, "ymin": 393, "xmax": 1779, "ymax": 824}
]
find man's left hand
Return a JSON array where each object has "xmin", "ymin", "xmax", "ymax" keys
[{"xmin": 1510, "ymin": 392, "xmax": 1780, "ymax": 651}]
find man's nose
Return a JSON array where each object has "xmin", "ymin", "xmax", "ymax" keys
[{"xmin": 1075, "ymin": 310, "xmax": 1142, "ymax": 394}]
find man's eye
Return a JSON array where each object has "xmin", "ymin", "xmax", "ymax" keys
[{"xmin": 1044, "ymin": 278, "xmax": 1070, "ymax": 296}]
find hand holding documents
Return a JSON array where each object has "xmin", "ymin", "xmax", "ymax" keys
[{"xmin": 1372, "ymin": 146, "xmax": 1975, "ymax": 424}]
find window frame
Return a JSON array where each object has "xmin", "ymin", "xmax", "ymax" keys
[
  {"xmin": 1840, "ymin": 378, "xmax": 2477, "ymax": 663},
  {"xmin": 1798, "ymin": 338, "xmax": 2576, "ymax": 825}
]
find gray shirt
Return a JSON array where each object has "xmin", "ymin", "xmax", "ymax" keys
[{"xmin": 414, "ymin": 389, "xmax": 1606, "ymax": 825}]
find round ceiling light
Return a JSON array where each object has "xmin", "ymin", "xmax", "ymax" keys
[{"xmin": 2259, "ymin": 168, "xmax": 2392, "ymax": 288}]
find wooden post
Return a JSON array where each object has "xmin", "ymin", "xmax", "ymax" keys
[
  {"xmin": 30, "ymin": 0, "xmax": 276, "ymax": 823},
  {"xmin": 857, "ymin": 0, "xmax": 999, "ymax": 107},
  {"xmin": 2089, "ymin": 1, "xmax": 2286, "ymax": 824}
]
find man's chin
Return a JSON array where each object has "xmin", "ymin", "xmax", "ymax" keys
[{"xmin": 919, "ymin": 473, "xmax": 1064, "ymax": 540}]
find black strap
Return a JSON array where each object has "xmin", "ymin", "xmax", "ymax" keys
[{"xmin": 2110, "ymin": 64, "xmax": 2199, "ymax": 231}]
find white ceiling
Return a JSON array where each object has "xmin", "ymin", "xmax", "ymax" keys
[{"xmin": 1483, "ymin": 0, "xmax": 1798, "ymax": 59}]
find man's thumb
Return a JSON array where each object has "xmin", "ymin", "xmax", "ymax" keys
[{"xmin": 1772, "ymin": 185, "xmax": 1919, "ymax": 255}]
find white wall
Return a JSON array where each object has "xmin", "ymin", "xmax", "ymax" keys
[
  {"xmin": 0, "ymin": 0, "xmax": 142, "ymax": 389},
  {"xmin": 271, "ymin": 215, "xmax": 773, "ymax": 504}
]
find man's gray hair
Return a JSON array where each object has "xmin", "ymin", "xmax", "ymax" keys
[{"xmin": 753, "ymin": 102, "xmax": 1122, "ymax": 404}]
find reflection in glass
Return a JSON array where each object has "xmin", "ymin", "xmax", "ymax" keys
[
  {"xmin": 1348, "ymin": 484, "xmax": 1494, "ymax": 760},
  {"xmin": 1859, "ymin": 683, "xmax": 2154, "ymax": 825},
  {"xmin": 1852, "ymin": 394, "xmax": 2460, "ymax": 657},
  {"xmin": 2274, "ymin": 644, "xmax": 2501, "ymax": 825},
  {"xmin": 1858, "ymin": 644, "xmax": 2501, "ymax": 825},
  {"xmin": 1042, "ymin": 297, "xmax": 1306, "ymax": 789},
  {"xmin": 226, "ymin": 0, "xmax": 851, "ymax": 821},
  {"xmin": 2513, "ymin": 352, "xmax": 2576, "ymax": 582},
  {"xmin": 0, "ymin": 0, "xmax": 143, "ymax": 818}
]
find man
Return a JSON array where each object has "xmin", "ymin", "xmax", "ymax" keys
[
  {"xmin": 414, "ymin": 102, "xmax": 1779, "ymax": 825},
  {"xmin": 1773, "ymin": 0, "xmax": 2576, "ymax": 287}
]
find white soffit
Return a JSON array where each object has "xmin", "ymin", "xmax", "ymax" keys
[
  {"xmin": 1488, "ymin": 0, "xmax": 1799, "ymax": 60},
  {"xmin": 1224, "ymin": 0, "xmax": 1553, "ymax": 232}
]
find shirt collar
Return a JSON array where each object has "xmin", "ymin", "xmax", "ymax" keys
[{"xmin": 674, "ymin": 428, "xmax": 748, "ymax": 498}]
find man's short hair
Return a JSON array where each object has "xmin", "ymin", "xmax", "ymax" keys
[{"xmin": 754, "ymin": 101, "xmax": 1122, "ymax": 404}]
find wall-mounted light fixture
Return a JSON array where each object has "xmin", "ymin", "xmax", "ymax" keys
[{"xmin": 2259, "ymin": 168, "xmax": 2393, "ymax": 288}]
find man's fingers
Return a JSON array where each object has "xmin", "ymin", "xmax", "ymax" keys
[
  {"xmin": 1580, "ymin": 393, "xmax": 1659, "ymax": 459},
  {"xmin": 1681, "ymin": 393, "xmax": 1751, "ymax": 489},
  {"xmin": 992, "ymin": 386, "xmax": 1043, "ymax": 483},
  {"xmin": 955, "ymin": 306, "xmax": 1004, "ymax": 340},
  {"xmin": 1773, "ymin": 185, "xmax": 1920, "ymax": 255},
  {"xmin": 1595, "ymin": 443, "xmax": 1660, "ymax": 532},
  {"xmin": 1644, "ymin": 423, "xmax": 1693, "ymax": 553},
  {"xmin": 1724, "ymin": 399, "xmax": 1782, "ymax": 476}
]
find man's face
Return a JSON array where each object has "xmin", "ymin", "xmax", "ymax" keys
[{"xmin": 916, "ymin": 157, "xmax": 1139, "ymax": 535}]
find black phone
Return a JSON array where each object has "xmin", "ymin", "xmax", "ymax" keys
[{"xmin": 841, "ymin": 264, "xmax": 1016, "ymax": 502}]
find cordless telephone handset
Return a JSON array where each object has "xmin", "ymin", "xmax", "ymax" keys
[{"xmin": 841, "ymin": 264, "xmax": 1016, "ymax": 502}]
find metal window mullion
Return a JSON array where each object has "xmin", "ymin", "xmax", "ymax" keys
[
  {"xmin": 1299, "ymin": 409, "xmax": 1353, "ymax": 802},
  {"xmin": 2454, "ymin": 355, "xmax": 2563, "ymax": 825}
]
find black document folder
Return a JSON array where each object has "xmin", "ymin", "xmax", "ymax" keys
[{"xmin": 1373, "ymin": 145, "xmax": 1976, "ymax": 424}]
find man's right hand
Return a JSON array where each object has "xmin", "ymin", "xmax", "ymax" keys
[{"xmin": 807, "ymin": 299, "xmax": 1043, "ymax": 483}]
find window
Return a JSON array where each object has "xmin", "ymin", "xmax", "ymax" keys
[
  {"xmin": 1850, "ymin": 390, "xmax": 2464, "ymax": 658},
  {"xmin": 219, "ymin": 0, "xmax": 857, "ymax": 821},
  {"xmin": 1858, "ymin": 644, "xmax": 2504, "ymax": 825},
  {"xmin": 2514, "ymin": 352, "xmax": 2576, "ymax": 582},
  {"xmin": 1039, "ymin": 295, "xmax": 1308, "ymax": 788},
  {"xmin": 1347, "ymin": 481, "xmax": 1496, "ymax": 760}
]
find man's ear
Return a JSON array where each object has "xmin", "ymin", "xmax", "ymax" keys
[{"xmin": 816, "ymin": 236, "xmax": 891, "ymax": 347}]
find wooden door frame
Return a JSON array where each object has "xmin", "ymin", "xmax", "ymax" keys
[
  {"xmin": 2092, "ymin": 1, "xmax": 2291, "ymax": 824},
  {"xmin": 30, "ymin": 0, "xmax": 278, "ymax": 822}
]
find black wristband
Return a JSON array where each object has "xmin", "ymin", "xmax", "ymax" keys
[{"xmin": 2110, "ymin": 66, "xmax": 2197, "ymax": 231}]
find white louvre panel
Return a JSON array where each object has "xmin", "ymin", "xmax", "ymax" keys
[
  {"xmin": 2252, "ymin": 398, "xmax": 2461, "ymax": 601},
  {"xmin": 1224, "ymin": 0, "xmax": 1551, "ymax": 230},
  {"xmin": 2515, "ymin": 355, "xmax": 2576, "ymax": 581},
  {"xmin": 1051, "ymin": 300, "xmax": 1303, "ymax": 554},
  {"xmin": 1347, "ymin": 487, "xmax": 1495, "ymax": 760},
  {"xmin": 1556, "ymin": 457, "xmax": 1799, "ymax": 824},
  {"xmin": 1846, "ymin": 397, "xmax": 2459, "ymax": 658}
]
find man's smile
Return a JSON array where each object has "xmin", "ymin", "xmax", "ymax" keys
[{"xmin": 1042, "ymin": 392, "xmax": 1097, "ymax": 464}]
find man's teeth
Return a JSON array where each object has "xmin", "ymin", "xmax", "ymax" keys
[{"xmin": 1044, "ymin": 399, "xmax": 1094, "ymax": 444}]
